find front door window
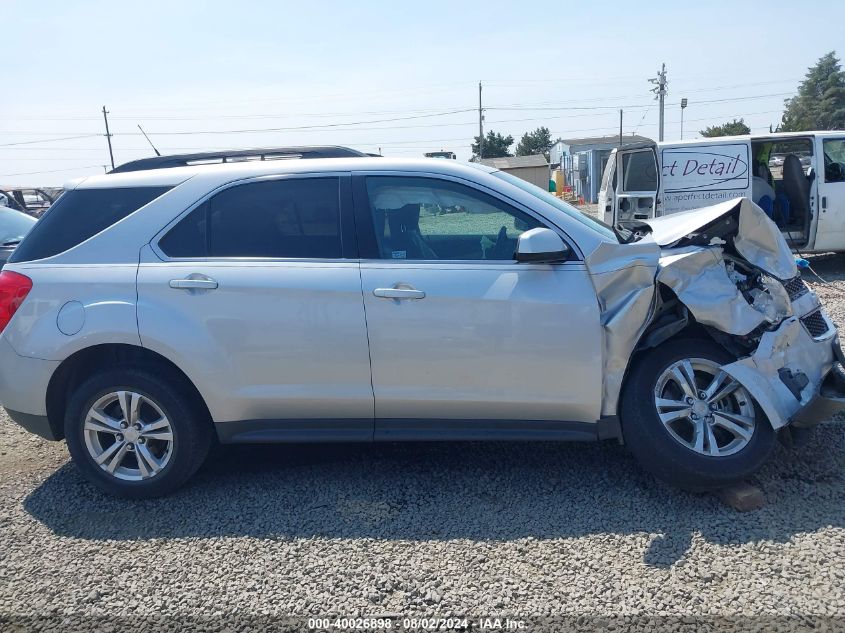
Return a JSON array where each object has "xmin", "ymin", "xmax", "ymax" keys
[{"xmin": 365, "ymin": 176, "xmax": 543, "ymax": 261}]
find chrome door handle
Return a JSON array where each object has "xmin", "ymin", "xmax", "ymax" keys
[
  {"xmin": 373, "ymin": 287, "xmax": 425, "ymax": 300},
  {"xmin": 169, "ymin": 278, "xmax": 218, "ymax": 290}
]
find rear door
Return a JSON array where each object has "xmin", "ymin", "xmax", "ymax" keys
[
  {"xmin": 613, "ymin": 144, "xmax": 659, "ymax": 224},
  {"xmin": 598, "ymin": 149, "xmax": 617, "ymax": 224},
  {"xmin": 811, "ymin": 136, "xmax": 845, "ymax": 251},
  {"xmin": 352, "ymin": 172, "xmax": 603, "ymax": 439},
  {"xmin": 137, "ymin": 174, "xmax": 374, "ymax": 440}
]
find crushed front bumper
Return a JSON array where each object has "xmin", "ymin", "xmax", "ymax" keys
[
  {"xmin": 721, "ymin": 310, "xmax": 845, "ymax": 429},
  {"xmin": 793, "ymin": 354, "xmax": 845, "ymax": 427}
]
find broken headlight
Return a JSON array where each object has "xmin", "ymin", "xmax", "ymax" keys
[
  {"xmin": 726, "ymin": 259, "xmax": 793, "ymax": 325},
  {"xmin": 748, "ymin": 276, "xmax": 793, "ymax": 324}
]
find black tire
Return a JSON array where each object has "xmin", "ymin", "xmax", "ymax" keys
[
  {"xmin": 621, "ymin": 338, "xmax": 775, "ymax": 491},
  {"xmin": 64, "ymin": 367, "xmax": 212, "ymax": 498}
]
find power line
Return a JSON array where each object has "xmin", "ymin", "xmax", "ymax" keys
[
  {"xmin": 632, "ymin": 105, "xmax": 653, "ymax": 135},
  {"xmin": 487, "ymin": 92, "xmax": 793, "ymax": 113},
  {"xmin": 0, "ymin": 108, "xmax": 475, "ymax": 136},
  {"xmin": 0, "ymin": 107, "xmax": 786, "ymax": 153},
  {"xmin": 0, "ymin": 165, "xmax": 103, "ymax": 178},
  {"xmin": 667, "ymin": 92, "xmax": 793, "ymax": 107},
  {"xmin": 0, "ymin": 105, "xmax": 788, "ymax": 156},
  {"xmin": 4, "ymin": 79, "xmax": 799, "ymax": 123},
  {"xmin": 0, "ymin": 136, "xmax": 479, "ymax": 155},
  {"xmin": 0, "ymin": 134, "xmax": 102, "ymax": 147},
  {"xmin": 0, "ymin": 91, "xmax": 795, "ymax": 137}
]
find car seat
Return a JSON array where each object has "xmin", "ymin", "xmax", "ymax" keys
[
  {"xmin": 386, "ymin": 204, "xmax": 438, "ymax": 259},
  {"xmin": 782, "ymin": 155, "xmax": 810, "ymax": 226}
]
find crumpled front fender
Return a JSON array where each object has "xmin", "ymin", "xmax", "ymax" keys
[{"xmin": 584, "ymin": 239, "xmax": 660, "ymax": 417}]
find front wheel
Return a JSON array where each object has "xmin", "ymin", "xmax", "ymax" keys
[
  {"xmin": 64, "ymin": 368, "xmax": 212, "ymax": 498},
  {"xmin": 621, "ymin": 339, "xmax": 775, "ymax": 491}
]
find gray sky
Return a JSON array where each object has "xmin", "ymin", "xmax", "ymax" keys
[{"xmin": 2, "ymin": 0, "xmax": 843, "ymax": 185}]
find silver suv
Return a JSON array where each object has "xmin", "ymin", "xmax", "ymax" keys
[{"xmin": 1, "ymin": 147, "xmax": 842, "ymax": 497}]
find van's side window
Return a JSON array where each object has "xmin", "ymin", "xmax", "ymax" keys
[{"xmin": 823, "ymin": 139, "xmax": 845, "ymax": 183}]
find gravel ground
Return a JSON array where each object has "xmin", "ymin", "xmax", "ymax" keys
[{"xmin": 0, "ymin": 258, "xmax": 844, "ymax": 631}]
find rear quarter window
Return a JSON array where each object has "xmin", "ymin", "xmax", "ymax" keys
[{"xmin": 9, "ymin": 186, "xmax": 172, "ymax": 263}]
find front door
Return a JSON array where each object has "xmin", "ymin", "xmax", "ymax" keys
[
  {"xmin": 812, "ymin": 137, "xmax": 845, "ymax": 251},
  {"xmin": 353, "ymin": 174, "xmax": 603, "ymax": 439},
  {"xmin": 137, "ymin": 174, "xmax": 374, "ymax": 440}
]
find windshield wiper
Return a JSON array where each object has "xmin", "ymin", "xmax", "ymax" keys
[{"xmin": 1, "ymin": 239, "xmax": 22, "ymax": 247}]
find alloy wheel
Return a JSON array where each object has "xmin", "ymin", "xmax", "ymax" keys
[
  {"xmin": 653, "ymin": 358, "xmax": 756, "ymax": 457},
  {"xmin": 83, "ymin": 390, "xmax": 175, "ymax": 481}
]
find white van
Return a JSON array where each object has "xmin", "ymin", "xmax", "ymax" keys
[{"xmin": 598, "ymin": 131, "xmax": 845, "ymax": 252}]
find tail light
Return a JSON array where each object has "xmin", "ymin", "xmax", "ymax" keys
[{"xmin": 0, "ymin": 271, "xmax": 32, "ymax": 333}]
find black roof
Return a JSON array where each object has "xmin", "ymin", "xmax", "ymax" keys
[{"xmin": 110, "ymin": 146, "xmax": 369, "ymax": 174}]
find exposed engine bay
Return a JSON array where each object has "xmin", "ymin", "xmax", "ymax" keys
[{"xmin": 585, "ymin": 197, "xmax": 845, "ymax": 427}]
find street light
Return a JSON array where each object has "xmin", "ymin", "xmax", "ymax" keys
[{"xmin": 680, "ymin": 98, "xmax": 688, "ymax": 140}]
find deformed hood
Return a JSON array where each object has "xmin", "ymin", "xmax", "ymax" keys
[{"xmin": 642, "ymin": 198, "xmax": 797, "ymax": 280}]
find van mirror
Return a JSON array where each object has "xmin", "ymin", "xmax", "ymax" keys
[{"xmin": 515, "ymin": 228, "xmax": 571, "ymax": 263}]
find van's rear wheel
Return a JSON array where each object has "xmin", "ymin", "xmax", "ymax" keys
[
  {"xmin": 621, "ymin": 339, "xmax": 775, "ymax": 491},
  {"xmin": 65, "ymin": 368, "xmax": 211, "ymax": 498}
]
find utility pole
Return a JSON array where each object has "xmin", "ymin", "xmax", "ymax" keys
[
  {"xmin": 478, "ymin": 81, "xmax": 484, "ymax": 160},
  {"xmin": 680, "ymin": 98, "xmax": 688, "ymax": 140},
  {"xmin": 102, "ymin": 106, "xmax": 115, "ymax": 170},
  {"xmin": 648, "ymin": 63, "xmax": 668, "ymax": 142},
  {"xmin": 619, "ymin": 109, "xmax": 623, "ymax": 147}
]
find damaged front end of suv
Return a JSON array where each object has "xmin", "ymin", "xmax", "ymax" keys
[{"xmin": 587, "ymin": 197, "xmax": 845, "ymax": 486}]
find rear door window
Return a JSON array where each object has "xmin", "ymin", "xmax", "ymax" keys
[
  {"xmin": 9, "ymin": 186, "xmax": 172, "ymax": 262},
  {"xmin": 159, "ymin": 177, "xmax": 343, "ymax": 259}
]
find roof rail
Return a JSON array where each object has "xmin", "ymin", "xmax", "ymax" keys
[{"xmin": 109, "ymin": 145, "xmax": 369, "ymax": 174}]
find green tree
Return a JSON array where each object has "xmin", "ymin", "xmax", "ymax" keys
[
  {"xmin": 471, "ymin": 130, "xmax": 514, "ymax": 160},
  {"xmin": 515, "ymin": 126, "xmax": 553, "ymax": 157},
  {"xmin": 781, "ymin": 51, "xmax": 845, "ymax": 131},
  {"xmin": 700, "ymin": 118, "xmax": 751, "ymax": 137}
]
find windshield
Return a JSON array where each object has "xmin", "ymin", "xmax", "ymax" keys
[
  {"xmin": 491, "ymin": 170, "xmax": 619, "ymax": 242},
  {"xmin": 0, "ymin": 208, "xmax": 36, "ymax": 245}
]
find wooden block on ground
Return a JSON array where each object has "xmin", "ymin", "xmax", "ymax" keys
[{"xmin": 715, "ymin": 481, "xmax": 765, "ymax": 512}]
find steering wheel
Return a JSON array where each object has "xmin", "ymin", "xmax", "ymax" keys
[{"xmin": 486, "ymin": 226, "xmax": 513, "ymax": 259}]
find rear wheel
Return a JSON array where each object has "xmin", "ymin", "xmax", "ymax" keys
[
  {"xmin": 65, "ymin": 368, "xmax": 211, "ymax": 498},
  {"xmin": 621, "ymin": 339, "xmax": 775, "ymax": 491}
]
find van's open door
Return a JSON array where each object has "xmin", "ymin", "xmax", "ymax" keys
[
  {"xmin": 613, "ymin": 143, "xmax": 660, "ymax": 225},
  {"xmin": 598, "ymin": 149, "xmax": 617, "ymax": 225},
  {"xmin": 811, "ymin": 135, "xmax": 845, "ymax": 251}
]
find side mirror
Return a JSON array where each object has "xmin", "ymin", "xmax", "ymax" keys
[{"xmin": 515, "ymin": 227, "xmax": 571, "ymax": 263}]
